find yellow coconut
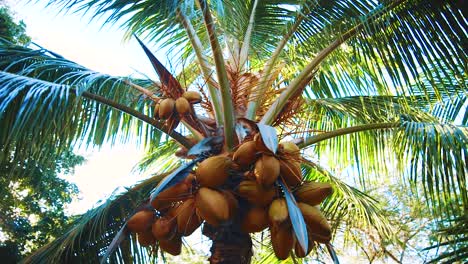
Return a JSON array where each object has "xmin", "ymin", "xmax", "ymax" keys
[
  {"xmin": 159, "ymin": 98, "xmax": 175, "ymax": 119},
  {"xmin": 294, "ymin": 239, "xmax": 314, "ymax": 258},
  {"xmin": 270, "ymin": 223, "xmax": 294, "ymax": 260},
  {"xmin": 279, "ymin": 141, "xmax": 301, "ymax": 158},
  {"xmin": 222, "ymin": 190, "xmax": 239, "ymax": 219},
  {"xmin": 175, "ymin": 97, "xmax": 191, "ymax": 115},
  {"xmin": 233, "ymin": 141, "xmax": 257, "ymax": 167},
  {"xmin": 182, "ymin": 91, "xmax": 202, "ymax": 104},
  {"xmin": 127, "ymin": 210, "xmax": 154, "ymax": 233},
  {"xmin": 159, "ymin": 235, "xmax": 182, "ymax": 256},
  {"xmin": 253, "ymin": 133, "xmax": 271, "ymax": 153},
  {"xmin": 268, "ymin": 198, "xmax": 289, "ymax": 225},
  {"xmin": 153, "ymin": 103, "xmax": 160, "ymax": 119},
  {"xmin": 298, "ymin": 203, "xmax": 331, "ymax": 243},
  {"xmin": 152, "ymin": 215, "xmax": 176, "ymax": 241},
  {"xmin": 137, "ymin": 229, "xmax": 156, "ymax": 247},
  {"xmin": 195, "ymin": 155, "xmax": 232, "ymax": 188},
  {"xmin": 279, "ymin": 159, "xmax": 302, "ymax": 187},
  {"xmin": 254, "ymin": 154, "xmax": 280, "ymax": 187},
  {"xmin": 195, "ymin": 187, "xmax": 230, "ymax": 226},
  {"xmin": 294, "ymin": 182, "xmax": 333, "ymax": 206},
  {"xmin": 237, "ymin": 180, "xmax": 276, "ymax": 207},
  {"xmin": 241, "ymin": 206, "xmax": 269, "ymax": 233},
  {"xmin": 150, "ymin": 180, "xmax": 192, "ymax": 211},
  {"xmin": 175, "ymin": 198, "xmax": 202, "ymax": 236}
]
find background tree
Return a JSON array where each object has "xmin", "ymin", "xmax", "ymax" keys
[
  {"xmin": 0, "ymin": 3, "xmax": 84, "ymax": 262},
  {"xmin": 0, "ymin": 0, "xmax": 466, "ymax": 263}
]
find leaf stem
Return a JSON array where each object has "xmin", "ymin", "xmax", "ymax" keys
[
  {"xmin": 298, "ymin": 122, "xmax": 399, "ymax": 149},
  {"xmin": 260, "ymin": 0, "xmax": 404, "ymax": 125},
  {"xmin": 79, "ymin": 90, "xmax": 193, "ymax": 148},
  {"xmin": 177, "ymin": 9, "xmax": 224, "ymax": 127},
  {"xmin": 198, "ymin": 0, "xmax": 236, "ymax": 150}
]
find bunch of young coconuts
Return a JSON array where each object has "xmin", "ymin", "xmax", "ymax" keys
[{"xmin": 126, "ymin": 94, "xmax": 333, "ymax": 259}]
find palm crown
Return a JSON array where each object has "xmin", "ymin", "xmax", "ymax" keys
[{"xmin": 0, "ymin": 0, "xmax": 466, "ymax": 263}]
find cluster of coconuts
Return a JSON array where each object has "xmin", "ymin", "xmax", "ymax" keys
[
  {"xmin": 154, "ymin": 91, "xmax": 202, "ymax": 119},
  {"xmin": 126, "ymin": 133, "xmax": 333, "ymax": 259},
  {"xmin": 234, "ymin": 134, "xmax": 333, "ymax": 259}
]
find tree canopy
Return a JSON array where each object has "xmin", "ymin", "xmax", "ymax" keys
[{"xmin": 0, "ymin": 0, "xmax": 466, "ymax": 263}]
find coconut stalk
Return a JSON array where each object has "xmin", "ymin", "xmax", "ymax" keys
[
  {"xmin": 246, "ymin": 11, "xmax": 306, "ymax": 120},
  {"xmin": 238, "ymin": 0, "xmax": 259, "ymax": 72},
  {"xmin": 176, "ymin": 9, "xmax": 224, "ymax": 127},
  {"xmin": 198, "ymin": 0, "xmax": 236, "ymax": 150}
]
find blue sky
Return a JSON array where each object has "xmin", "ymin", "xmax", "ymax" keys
[{"xmin": 8, "ymin": 0, "xmax": 166, "ymax": 214}]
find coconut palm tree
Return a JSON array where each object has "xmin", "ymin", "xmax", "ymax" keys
[{"xmin": 0, "ymin": 0, "xmax": 466, "ymax": 263}]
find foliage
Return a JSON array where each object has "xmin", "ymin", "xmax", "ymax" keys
[
  {"xmin": 0, "ymin": 4, "xmax": 30, "ymax": 45},
  {"xmin": 0, "ymin": 149, "xmax": 84, "ymax": 260},
  {"xmin": 0, "ymin": 0, "xmax": 466, "ymax": 263},
  {"xmin": 0, "ymin": 3, "xmax": 84, "ymax": 261}
]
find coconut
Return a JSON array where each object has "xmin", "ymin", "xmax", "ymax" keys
[
  {"xmin": 176, "ymin": 198, "xmax": 202, "ymax": 236},
  {"xmin": 253, "ymin": 133, "xmax": 271, "ymax": 153},
  {"xmin": 241, "ymin": 206, "xmax": 269, "ymax": 233},
  {"xmin": 268, "ymin": 198, "xmax": 289, "ymax": 225},
  {"xmin": 294, "ymin": 182, "xmax": 332, "ymax": 206},
  {"xmin": 279, "ymin": 141, "xmax": 301, "ymax": 158},
  {"xmin": 127, "ymin": 210, "xmax": 154, "ymax": 233},
  {"xmin": 254, "ymin": 154, "xmax": 280, "ymax": 187},
  {"xmin": 159, "ymin": 98, "xmax": 175, "ymax": 119},
  {"xmin": 233, "ymin": 141, "xmax": 257, "ymax": 167},
  {"xmin": 153, "ymin": 103, "xmax": 160, "ymax": 119},
  {"xmin": 152, "ymin": 215, "xmax": 177, "ymax": 240},
  {"xmin": 137, "ymin": 229, "xmax": 156, "ymax": 247},
  {"xmin": 175, "ymin": 97, "xmax": 191, "ymax": 115},
  {"xmin": 270, "ymin": 223, "xmax": 294, "ymax": 260},
  {"xmin": 159, "ymin": 235, "xmax": 182, "ymax": 256},
  {"xmin": 279, "ymin": 159, "xmax": 302, "ymax": 187},
  {"xmin": 294, "ymin": 239, "xmax": 314, "ymax": 258},
  {"xmin": 182, "ymin": 91, "xmax": 202, "ymax": 104},
  {"xmin": 237, "ymin": 180, "xmax": 276, "ymax": 206},
  {"xmin": 298, "ymin": 203, "xmax": 331, "ymax": 243},
  {"xmin": 150, "ymin": 179, "xmax": 192, "ymax": 211},
  {"xmin": 195, "ymin": 155, "xmax": 232, "ymax": 188},
  {"xmin": 222, "ymin": 190, "xmax": 239, "ymax": 219},
  {"xmin": 195, "ymin": 187, "xmax": 230, "ymax": 226}
]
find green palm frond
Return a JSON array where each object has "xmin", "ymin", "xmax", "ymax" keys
[
  {"xmin": 133, "ymin": 140, "xmax": 181, "ymax": 174},
  {"xmin": 24, "ymin": 173, "xmax": 167, "ymax": 263},
  {"xmin": 395, "ymin": 121, "xmax": 467, "ymax": 217},
  {"xmin": 0, "ymin": 43, "xmax": 191, "ymax": 166},
  {"xmin": 301, "ymin": 160, "xmax": 394, "ymax": 243},
  {"xmin": 424, "ymin": 214, "xmax": 468, "ymax": 264},
  {"xmin": 317, "ymin": 1, "xmax": 466, "ymax": 100}
]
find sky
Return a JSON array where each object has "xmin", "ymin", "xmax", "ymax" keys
[{"xmin": 7, "ymin": 0, "xmax": 167, "ymax": 214}]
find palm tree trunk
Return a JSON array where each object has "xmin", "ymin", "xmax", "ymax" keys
[{"xmin": 203, "ymin": 224, "xmax": 253, "ymax": 264}]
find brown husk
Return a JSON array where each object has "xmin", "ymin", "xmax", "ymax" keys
[
  {"xmin": 295, "ymin": 181, "xmax": 333, "ymax": 206},
  {"xmin": 241, "ymin": 206, "xmax": 269, "ymax": 233},
  {"xmin": 254, "ymin": 155, "xmax": 280, "ymax": 187},
  {"xmin": 127, "ymin": 210, "xmax": 154, "ymax": 233},
  {"xmin": 176, "ymin": 198, "xmax": 202, "ymax": 236},
  {"xmin": 195, "ymin": 187, "xmax": 230, "ymax": 226},
  {"xmin": 237, "ymin": 180, "xmax": 276, "ymax": 207},
  {"xmin": 195, "ymin": 156, "xmax": 232, "ymax": 188}
]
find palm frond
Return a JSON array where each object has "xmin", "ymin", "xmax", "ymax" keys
[
  {"xmin": 301, "ymin": 160, "xmax": 395, "ymax": 243},
  {"xmin": 24, "ymin": 173, "xmax": 167, "ymax": 263},
  {"xmin": 0, "ymin": 44, "xmax": 191, "ymax": 167},
  {"xmin": 394, "ymin": 121, "xmax": 468, "ymax": 218},
  {"xmin": 424, "ymin": 214, "xmax": 468, "ymax": 264},
  {"xmin": 133, "ymin": 140, "xmax": 181, "ymax": 174}
]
